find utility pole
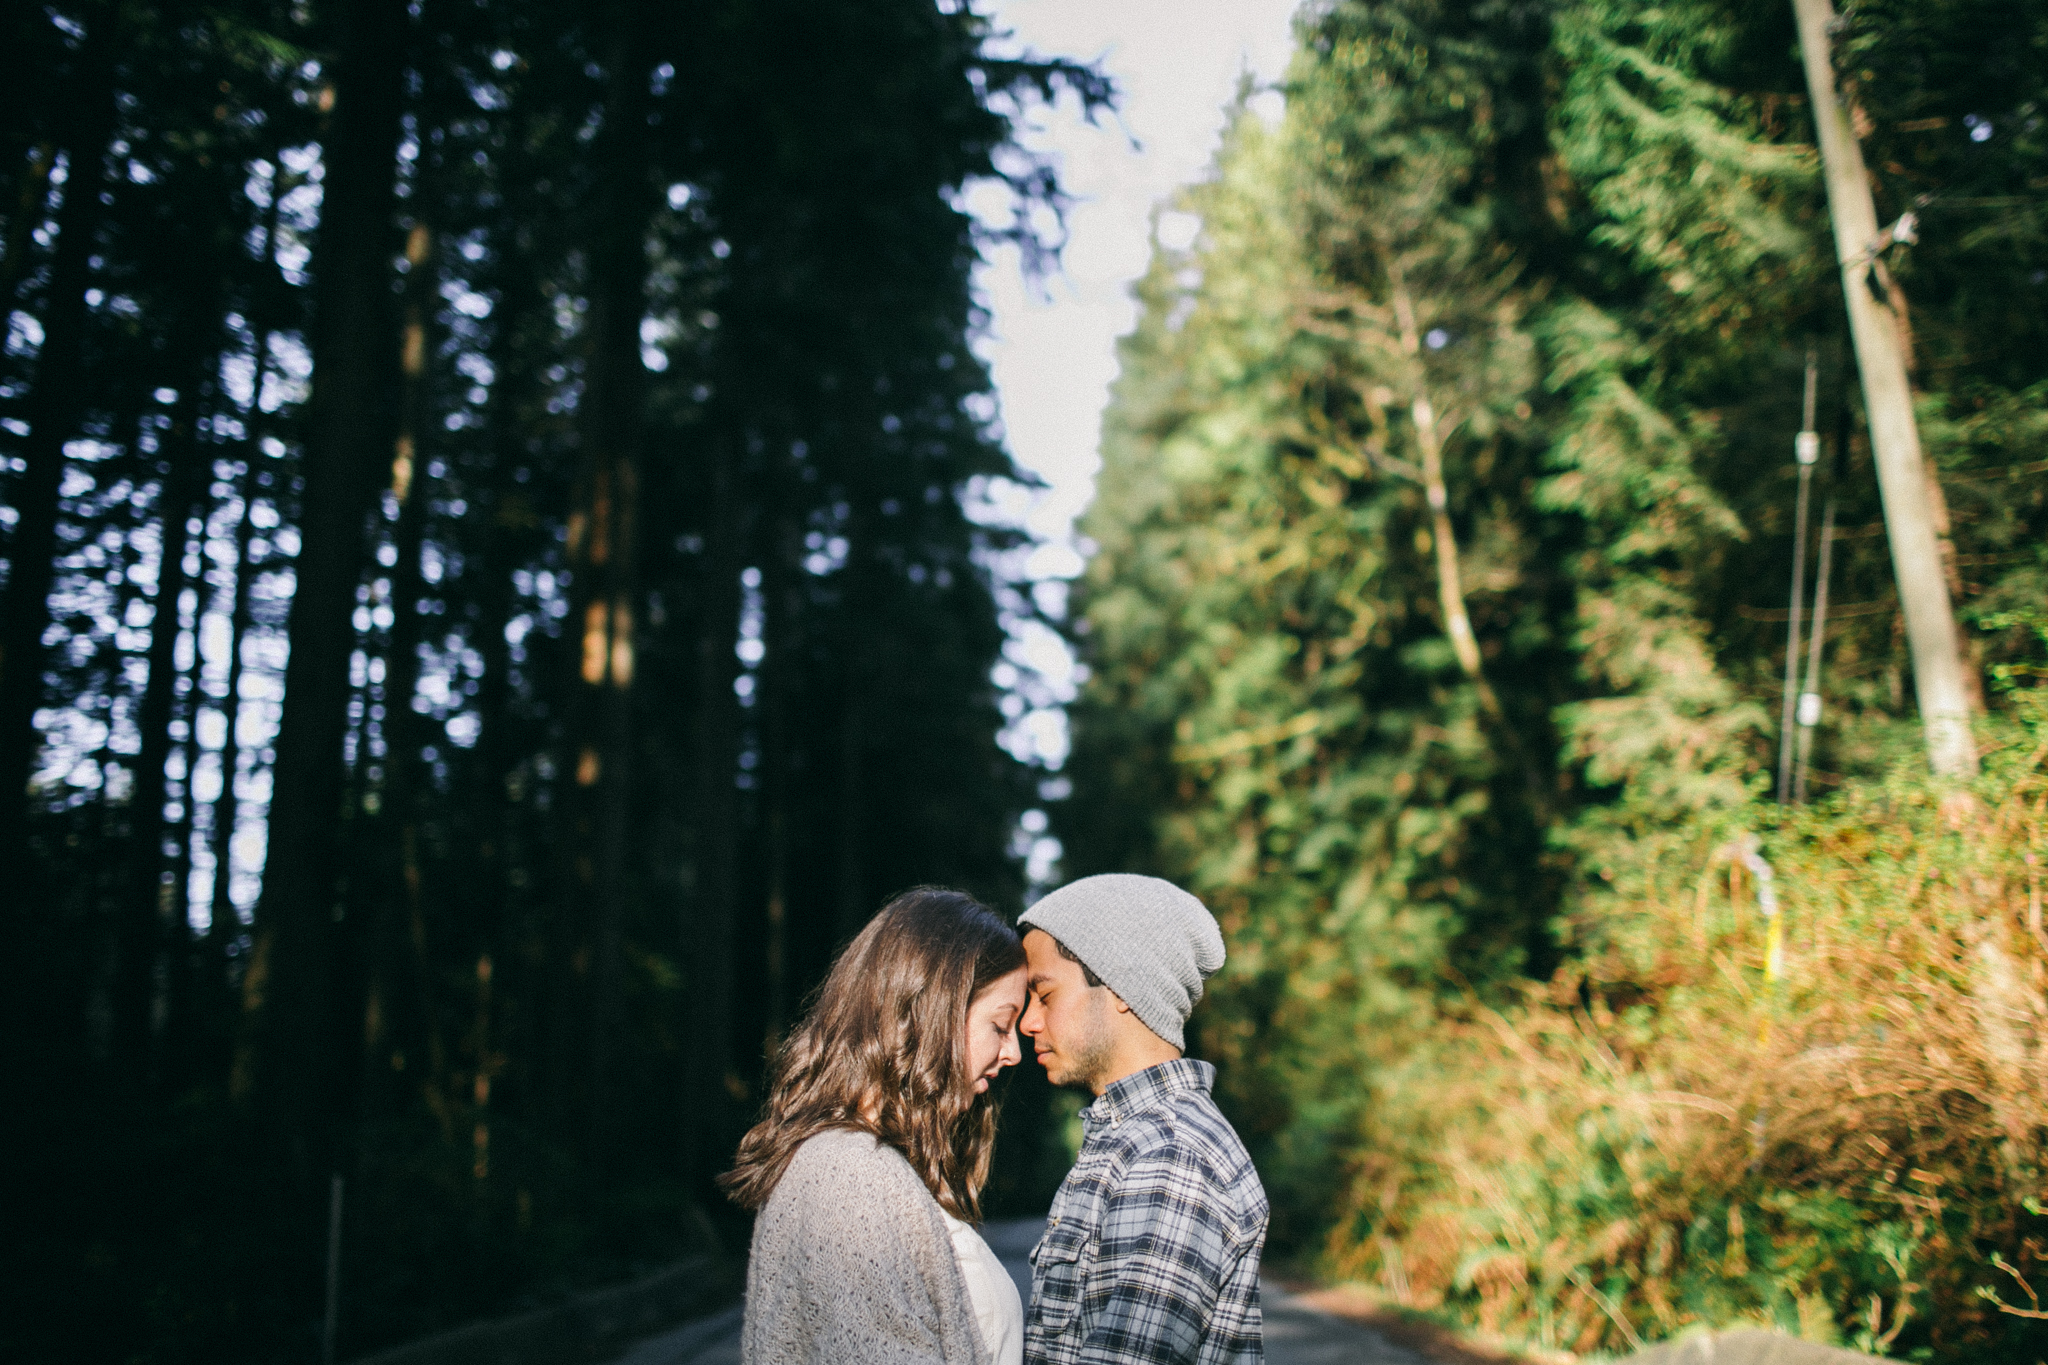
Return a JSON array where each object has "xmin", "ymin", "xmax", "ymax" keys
[
  {"xmin": 1791, "ymin": 0, "xmax": 1977, "ymax": 778},
  {"xmin": 1775, "ymin": 352, "xmax": 1819, "ymax": 805},
  {"xmin": 1794, "ymin": 499, "xmax": 1837, "ymax": 804}
]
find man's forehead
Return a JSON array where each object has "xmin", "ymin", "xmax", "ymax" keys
[{"xmin": 1025, "ymin": 942, "xmax": 1084, "ymax": 992}]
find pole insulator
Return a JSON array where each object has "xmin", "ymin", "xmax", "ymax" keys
[{"xmin": 1797, "ymin": 692, "xmax": 1822, "ymax": 727}]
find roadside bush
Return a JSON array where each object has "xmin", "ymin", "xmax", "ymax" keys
[{"xmin": 1328, "ymin": 694, "xmax": 2048, "ymax": 1360}]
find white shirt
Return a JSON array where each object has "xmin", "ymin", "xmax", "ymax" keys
[{"xmin": 940, "ymin": 1210, "xmax": 1023, "ymax": 1365}]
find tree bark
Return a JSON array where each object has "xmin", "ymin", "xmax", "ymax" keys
[
  {"xmin": 1916, "ymin": 453, "xmax": 1986, "ymax": 713},
  {"xmin": 359, "ymin": 220, "xmax": 447, "ymax": 1135},
  {"xmin": 0, "ymin": 22, "xmax": 115, "ymax": 871},
  {"xmin": 207, "ymin": 153, "xmax": 290, "ymax": 1008},
  {"xmin": 686, "ymin": 440, "xmax": 740, "ymax": 1191},
  {"xmin": 1791, "ymin": 0, "xmax": 1977, "ymax": 777},
  {"xmin": 760, "ymin": 510, "xmax": 799, "ymax": 1053},
  {"xmin": 115, "ymin": 379, "xmax": 211, "ymax": 1071},
  {"xmin": 566, "ymin": 3, "xmax": 652, "ymax": 1177},
  {"xmin": 209, "ymin": 381, "xmax": 274, "ymax": 958},
  {"xmin": 835, "ymin": 614, "xmax": 868, "ymax": 942},
  {"xmin": 0, "ymin": 142, "xmax": 56, "ymax": 325},
  {"xmin": 831, "ymin": 502, "xmax": 873, "ymax": 944},
  {"xmin": 1387, "ymin": 275, "xmax": 1504, "ymax": 723},
  {"xmin": 379, "ymin": 223, "xmax": 437, "ymax": 813},
  {"xmin": 240, "ymin": 0, "xmax": 407, "ymax": 1173},
  {"xmin": 157, "ymin": 613, "xmax": 209, "ymax": 1074},
  {"xmin": 464, "ymin": 215, "xmax": 537, "ymax": 1188},
  {"xmin": 1412, "ymin": 393, "xmax": 1503, "ymax": 719}
]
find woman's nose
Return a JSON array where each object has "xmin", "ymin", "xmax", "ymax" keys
[{"xmin": 999, "ymin": 1027, "xmax": 1021, "ymax": 1069}]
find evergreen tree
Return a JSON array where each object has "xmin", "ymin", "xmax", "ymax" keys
[
  {"xmin": 0, "ymin": 0, "xmax": 1108, "ymax": 1357},
  {"xmin": 1068, "ymin": 0, "xmax": 2048, "ymax": 1297},
  {"xmin": 1069, "ymin": 0, "xmax": 1575, "ymax": 1240}
]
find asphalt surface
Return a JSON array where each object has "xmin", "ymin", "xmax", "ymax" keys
[{"xmin": 611, "ymin": 1218, "xmax": 1431, "ymax": 1365}]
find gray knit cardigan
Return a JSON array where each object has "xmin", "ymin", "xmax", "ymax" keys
[{"xmin": 741, "ymin": 1127, "xmax": 985, "ymax": 1365}]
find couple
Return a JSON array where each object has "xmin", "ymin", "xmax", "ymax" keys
[{"xmin": 723, "ymin": 874, "xmax": 1269, "ymax": 1365}]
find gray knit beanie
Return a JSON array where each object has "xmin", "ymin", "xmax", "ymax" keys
[{"xmin": 1018, "ymin": 873, "xmax": 1226, "ymax": 1050}]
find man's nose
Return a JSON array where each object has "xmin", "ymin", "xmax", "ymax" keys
[{"xmin": 1021, "ymin": 996, "xmax": 1045, "ymax": 1037}]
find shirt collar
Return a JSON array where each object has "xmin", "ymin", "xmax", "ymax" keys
[{"xmin": 1083, "ymin": 1057, "xmax": 1215, "ymax": 1131}]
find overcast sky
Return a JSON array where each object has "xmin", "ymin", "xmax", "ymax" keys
[
  {"xmin": 978, "ymin": 0, "xmax": 1298, "ymax": 539},
  {"xmin": 971, "ymin": 0, "xmax": 1300, "ymax": 778}
]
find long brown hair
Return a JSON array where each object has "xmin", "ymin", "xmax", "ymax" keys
[{"xmin": 720, "ymin": 887, "xmax": 1024, "ymax": 1220}]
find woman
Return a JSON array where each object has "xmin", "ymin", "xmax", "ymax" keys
[{"xmin": 723, "ymin": 887, "xmax": 1029, "ymax": 1365}]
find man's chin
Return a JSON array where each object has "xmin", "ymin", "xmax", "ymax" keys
[{"xmin": 1038, "ymin": 1058, "xmax": 1097, "ymax": 1093}]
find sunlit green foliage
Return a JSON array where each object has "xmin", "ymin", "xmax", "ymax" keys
[
  {"xmin": 1069, "ymin": 6, "xmax": 1576, "ymax": 1238},
  {"xmin": 1327, "ymin": 697, "xmax": 2048, "ymax": 1360},
  {"xmin": 1068, "ymin": 0, "xmax": 2048, "ymax": 1354}
]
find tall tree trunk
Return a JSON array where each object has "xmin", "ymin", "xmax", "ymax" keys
[
  {"xmin": 199, "ymin": 433, "xmax": 262, "ymax": 1076},
  {"xmin": 158, "ymin": 603, "xmax": 210, "ymax": 1073},
  {"xmin": 468, "ymin": 224, "xmax": 536, "ymax": 1163},
  {"xmin": 832, "ymin": 503, "xmax": 871, "ymax": 944},
  {"xmin": 0, "ymin": 19, "xmax": 115, "ymax": 871},
  {"xmin": 687, "ymin": 440, "xmax": 740, "ymax": 1191},
  {"xmin": 115, "ymin": 379, "xmax": 211, "ymax": 1073},
  {"xmin": 1915, "ymin": 454, "xmax": 1986, "ymax": 713},
  {"xmin": 1374, "ymin": 273, "xmax": 1556, "ymax": 822},
  {"xmin": 1411, "ymin": 392, "xmax": 1501, "ymax": 716},
  {"xmin": 0, "ymin": 142, "xmax": 55, "ymax": 319},
  {"xmin": 759, "ymin": 510, "xmax": 799, "ymax": 1052},
  {"xmin": 567, "ymin": 4, "xmax": 651, "ymax": 1179},
  {"xmin": 834, "ymin": 679, "xmax": 867, "ymax": 942},
  {"xmin": 1387, "ymin": 274, "xmax": 1503, "ymax": 723},
  {"xmin": 361, "ymin": 220, "xmax": 448, "ymax": 1135},
  {"xmin": 462, "ymin": 504, "xmax": 518, "ymax": 1178},
  {"xmin": 240, "ymin": 0, "xmax": 407, "ymax": 1175},
  {"xmin": 207, "ymin": 153, "xmax": 290, "ymax": 1011},
  {"xmin": 208, "ymin": 406, "xmax": 267, "ymax": 955},
  {"xmin": 1791, "ymin": 0, "xmax": 1977, "ymax": 778},
  {"xmin": 379, "ymin": 224, "xmax": 435, "ymax": 823}
]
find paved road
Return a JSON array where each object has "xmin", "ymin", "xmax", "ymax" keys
[{"xmin": 613, "ymin": 1218, "xmax": 1430, "ymax": 1365}]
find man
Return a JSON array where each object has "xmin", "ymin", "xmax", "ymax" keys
[{"xmin": 1018, "ymin": 873, "xmax": 1267, "ymax": 1365}]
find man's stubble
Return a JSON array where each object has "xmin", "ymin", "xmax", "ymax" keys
[{"xmin": 1059, "ymin": 991, "xmax": 1119, "ymax": 1094}]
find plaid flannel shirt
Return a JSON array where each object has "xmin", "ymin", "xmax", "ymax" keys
[{"xmin": 1025, "ymin": 1059, "xmax": 1268, "ymax": 1365}]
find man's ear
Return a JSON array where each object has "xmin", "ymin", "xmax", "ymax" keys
[{"xmin": 1108, "ymin": 991, "xmax": 1135, "ymax": 1016}]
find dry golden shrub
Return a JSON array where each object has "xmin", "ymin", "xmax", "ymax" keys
[{"xmin": 1327, "ymin": 720, "xmax": 2048, "ymax": 1361}]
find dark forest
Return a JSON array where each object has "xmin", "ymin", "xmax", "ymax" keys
[{"xmin": 0, "ymin": 1, "xmax": 1102, "ymax": 1359}]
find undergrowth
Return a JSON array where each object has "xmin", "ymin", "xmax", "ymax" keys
[{"xmin": 1326, "ymin": 691, "xmax": 2048, "ymax": 1361}]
